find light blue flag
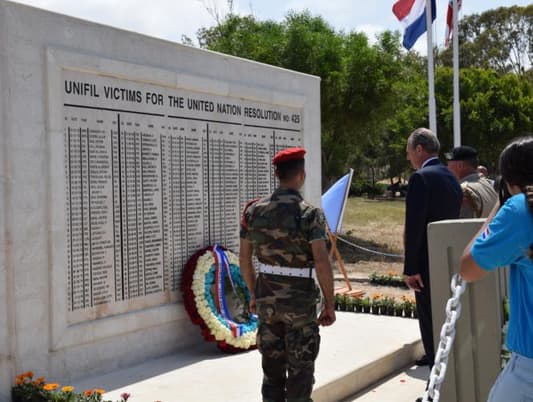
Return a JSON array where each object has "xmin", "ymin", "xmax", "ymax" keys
[{"xmin": 321, "ymin": 169, "xmax": 354, "ymax": 234}]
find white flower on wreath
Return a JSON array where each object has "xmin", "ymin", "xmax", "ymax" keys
[{"xmin": 191, "ymin": 249, "xmax": 257, "ymax": 348}]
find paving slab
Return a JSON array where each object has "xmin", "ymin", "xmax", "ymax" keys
[
  {"xmin": 73, "ymin": 313, "xmax": 423, "ymax": 402},
  {"xmin": 344, "ymin": 365, "xmax": 429, "ymax": 402}
]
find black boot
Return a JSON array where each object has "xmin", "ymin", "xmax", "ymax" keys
[{"xmin": 415, "ymin": 355, "xmax": 429, "ymax": 366}]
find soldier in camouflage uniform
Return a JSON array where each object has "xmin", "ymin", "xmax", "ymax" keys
[
  {"xmin": 239, "ymin": 147, "xmax": 336, "ymax": 402},
  {"xmin": 445, "ymin": 146, "xmax": 498, "ymax": 218}
]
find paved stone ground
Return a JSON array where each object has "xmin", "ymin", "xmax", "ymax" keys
[
  {"xmin": 345, "ymin": 365, "xmax": 429, "ymax": 402},
  {"xmin": 74, "ymin": 313, "xmax": 423, "ymax": 402}
]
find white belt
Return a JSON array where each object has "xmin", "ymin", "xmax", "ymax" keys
[{"xmin": 257, "ymin": 263, "xmax": 316, "ymax": 280}]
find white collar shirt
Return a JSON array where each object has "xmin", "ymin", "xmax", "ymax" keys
[{"xmin": 420, "ymin": 156, "xmax": 439, "ymax": 169}]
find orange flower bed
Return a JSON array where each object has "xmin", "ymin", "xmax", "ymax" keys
[{"xmin": 11, "ymin": 371, "xmax": 132, "ymax": 402}]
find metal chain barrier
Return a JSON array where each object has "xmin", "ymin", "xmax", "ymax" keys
[
  {"xmin": 336, "ymin": 235, "xmax": 404, "ymax": 259},
  {"xmin": 422, "ymin": 274, "xmax": 467, "ymax": 402}
]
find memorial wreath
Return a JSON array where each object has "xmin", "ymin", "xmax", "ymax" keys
[{"xmin": 181, "ymin": 245, "xmax": 258, "ymax": 353}]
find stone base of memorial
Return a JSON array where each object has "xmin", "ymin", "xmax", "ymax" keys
[{"xmin": 181, "ymin": 245, "xmax": 258, "ymax": 353}]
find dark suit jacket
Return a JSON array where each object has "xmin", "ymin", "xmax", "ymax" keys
[{"xmin": 404, "ymin": 158, "xmax": 462, "ymax": 277}]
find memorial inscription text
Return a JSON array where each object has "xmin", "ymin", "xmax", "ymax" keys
[{"xmin": 62, "ymin": 70, "xmax": 302, "ymax": 322}]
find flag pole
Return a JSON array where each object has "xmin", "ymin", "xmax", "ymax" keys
[
  {"xmin": 453, "ymin": 0, "xmax": 461, "ymax": 146},
  {"xmin": 425, "ymin": 0, "xmax": 437, "ymax": 136}
]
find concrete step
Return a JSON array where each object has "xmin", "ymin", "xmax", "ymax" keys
[
  {"xmin": 73, "ymin": 312, "xmax": 423, "ymax": 402},
  {"xmin": 343, "ymin": 365, "xmax": 429, "ymax": 402},
  {"xmin": 312, "ymin": 315, "xmax": 423, "ymax": 402}
]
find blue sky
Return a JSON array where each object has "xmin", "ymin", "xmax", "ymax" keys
[{"xmin": 13, "ymin": 0, "xmax": 532, "ymax": 54}]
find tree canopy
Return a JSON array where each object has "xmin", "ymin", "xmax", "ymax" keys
[
  {"xmin": 438, "ymin": 5, "xmax": 532, "ymax": 75},
  {"xmin": 195, "ymin": 6, "xmax": 533, "ymax": 186}
]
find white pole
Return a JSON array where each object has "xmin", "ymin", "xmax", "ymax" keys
[
  {"xmin": 425, "ymin": 0, "xmax": 437, "ymax": 136},
  {"xmin": 453, "ymin": 0, "xmax": 461, "ymax": 146}
]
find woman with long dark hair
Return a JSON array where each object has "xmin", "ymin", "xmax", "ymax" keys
[{"xmin": 460, "ymin": 136, "xmax": 533, "ymax": 401}]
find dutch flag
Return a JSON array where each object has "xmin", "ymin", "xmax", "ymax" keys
[{"xmin": 393, "ymin": 0, "xmax": 437, "ymax": 50}]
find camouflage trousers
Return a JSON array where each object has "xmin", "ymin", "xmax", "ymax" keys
[{"xmin": 255, "ymin": 273, "xmax": 321, "ymax": 402}]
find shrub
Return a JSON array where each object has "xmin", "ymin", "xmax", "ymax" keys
[{"xmin": 350, "ymin": 180, "xmax": 386, "ymax": 198}]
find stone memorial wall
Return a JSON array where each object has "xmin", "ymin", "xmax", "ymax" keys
[
  {"xmin": 0, "ymin": 1, "xmax": 320, "ymax": 398},
  {"xmin": 61, "ymin": 70, "xmax": 302, "ymax": 323}
]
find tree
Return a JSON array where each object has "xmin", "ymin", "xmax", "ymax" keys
[
  {"xmin": 198, "ymin": 12, "xmax": 405, "ymax": 187},
  {"xmin": 438, "ymin": 5, "xmax": 533, "ymax": 75},
  {"xmin": 196, "ymin": 8, "xmax": 533, "ymax": 186},
  {"xmin": 435, "ymin": 67, "xmax": 533, "ymax": 170},
  {"xmin": 200, "ymin": 0, "xmax": 235, "ymax": 25},
  {"xmin": 198, "ymin": 15, "xmax": 286, "ymax": 66},
  {"xmin": 383, "ymin": 50, "xmax": 428, "ymax": 180}
]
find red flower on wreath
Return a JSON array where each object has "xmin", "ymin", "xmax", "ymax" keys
[{"xmin": 181, "ymin": 246, "xmax": 257, "ymax": 353}]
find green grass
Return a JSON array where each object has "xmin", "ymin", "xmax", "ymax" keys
[
  {"xmin": 338, "ymin": 197, "xmax": 405, "ymax": 258},
  {"xmin": 343, "ymin": 197, "xmax": 405, "ymax": 227}
]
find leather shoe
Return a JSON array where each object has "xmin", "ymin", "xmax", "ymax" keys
[
  {"xmin": 415, "ymin": 355, "xmax": 429, "ymax": 366},
  {"xmin": 415, "ymin": 397, "xmax": 432, "ymax": 402}
]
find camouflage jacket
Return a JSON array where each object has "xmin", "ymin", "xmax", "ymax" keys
[
  {"xmin": 460, "ymin": 173, "xmax": 498, "ymax": 218},
  {"xmin": 240, "ymin": 187, "xmax": 327, "ymax": 268}
]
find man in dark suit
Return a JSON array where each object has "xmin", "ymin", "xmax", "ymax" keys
[{"xmin": 404, "ymin": 128, "xmax": 462, "ymax": 378}]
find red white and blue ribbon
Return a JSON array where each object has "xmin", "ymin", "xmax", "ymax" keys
[{"xmin": 212, "ymin": 245, "xmax": 245, "ymax": 338}]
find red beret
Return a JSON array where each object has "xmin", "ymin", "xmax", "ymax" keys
[{"xmin": 272, "ymin": 147, "xmax": 306, "ymax": 165}]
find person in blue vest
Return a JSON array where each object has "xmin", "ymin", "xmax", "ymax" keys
[{"xmin": 460, "ymin": 136, "xmax": 533, "ymax": 402}]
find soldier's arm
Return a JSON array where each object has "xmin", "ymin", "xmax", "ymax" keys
[
  {"xmin": 312, "ymin": 240, "xmax": 336, "ymax": 326},
  {"xmin": 306, "ymin": 207, "xmax": 335, "ymax": 325},
  {"xmin": 312, "ymin": 240, "xmax": 334, "ymax": 308},
  {"xmin": 460, "ymin": 196, "xmax": 475, "ymax": 219},
  {"xmin": 461, "ymin": 186, "xmax": 481, "ymax": 218},
  {"xmin": 239, "ymin": 199, "xmax": 258, "ymax": 311},
  {"xmin": 239, "ymin": 238, "xmax": 256, "ymax": 312}
]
